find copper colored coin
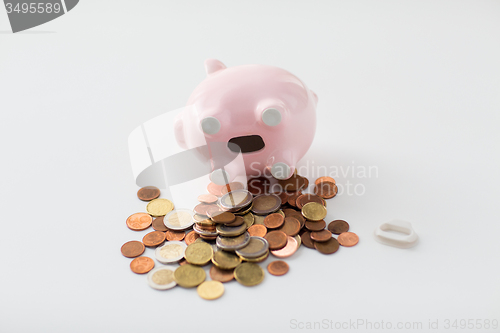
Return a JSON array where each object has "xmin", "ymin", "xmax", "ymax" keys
[
  {"xmin": 271, "ymin": 236, "xmax": 298, "ymax": 258},
  {"xmin": 282, "ymin": 208, "xmax": 300, "ymax": 217},
  {"xmin": 264, "ymin": 230, "xmax": 288, "ymax": 250},
  {"xmin": 206, "ymin": 206, "xmax": 224, "ymax": 219},
  {"xmin": 197, "ymin": 193, "xmax": 218, "ymax": 204},
  {"xmin": 264, "ymin": 213, "xmax": 285, "ymax": 229},
  {"xmin": 278, "ymin": 191, "xmax": 289, "ymax": 205},
  {"xmin": 165, "ymin": 230, "xmax": 185, "ymax": 241},
  {"xmin": 278, "ymin": 217, "xmax": 301, "ymax": 236},
  {"xmin": 130, "ymin": 256, "xmax": 155, "ymax": 274},
  {"xmin": 211, "ymin": 211, "xmax": 236, "ymax": 224},
  {"xmin": 247, "ymin": 177, "xmax": 270, "ymax": 196},
  {"xmin": 194, "ymin": 203, "xmax": 218, "ymax": 216},
  {"xmin": 314, "ymin": 176, "xmax": 336, "ymax": 186},
  {"xmin": 209, "ymin": 265, "xmax": 234, "ymax": 283},
  {"xmin": 142, "ymin": 231, "xmax": 166, "ymax": 247},
  {"xmin": 200, "ymin": 235, "xmax": 217, "ymax": 240},
  {"xmin": 185, "ymin": 230, "xmax": 200, "ymax": 245},
  {"xmin": 296, "ymin": 193, "xmax": 325, "ymax": 210},
  {"xmin": 314, "ymin": 181, "xmax": 338, "ymax": 199},
  {"xmin": 267, "ymin": 260, "xmax": 289, "ymax": 276},
  {"xmin": 283, "ymin": 209, "xmax": 306, "ymax": 229},
  {"xmin": 314, "ymin": 237, "xmax": 340, "ymax": 254},
  {"xmin": 302, "ymin": 177, "xmax": 309, "ymax": 191},
  {"xmin": 301, "ymin": 231, "xmax": 315, "ymax": 249},
  {"xmin": 328, "ymin": 220, "xmax": 350, "ymax": 234},
  {"xmin": 338, "ymin": 232, "xmax": 359, "ymax": 247},
  {"xmin": 207, "ymin": 182, "xmax": 225, "ymax": 196},
  {"xmin": 278, "ymin": 173, "xmax": 306, "ymax": 192},
  {"xmin": 137, "ymin": 186, "xmax": 161, "ymax": 201},
  {"xmin": 224, "ymin": 216, "xmax": 245, "ymax": 227},
  {"xmin": 126, "ymin": 213, "xmax": 153, "ymax": 231},
  {"xmin": 247, "ymin": 224, "xmax": 267, "ymax": 237},
  {"xmin": 310, "ymin": 229, "xmax": 332, "ymax": 242},
  {"xmin": 121, "ymin": 241, "xmax": 145, "ymax": 258},
  {"xmin": 305, "ymin": 219, "xmax": 326, "ymax": 231},
  {"xmin": 178, "ymin": 258, "xmax": 188, "ymax": 266},
  {"xmin": 151, "ymin": 216, "xmax": 168, "ymax": 232},
  {"xmin": 220, "ymin": 182, "xmax": 245, "ymax": 195},
  {"xmin": 287, "ymin": 191, "xmax": 302, "ymax": 207},
  {"xmin": 296, "ymin": 215, "xmax": 306, "ymax": 229},
  {"xmin": 196, "ymin": 224, "xmax": 216, "ymax": 232}
]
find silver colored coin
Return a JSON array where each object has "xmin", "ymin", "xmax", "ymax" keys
[
  {"xmin": 155, "ymin": 241, "xmax": 187, "ymax": 264},
  {"xmin": 235, "ymin": 236, "xmax": 269, "ymax": 259},
  {"xmin": 251, "ymin": 193, "xmax": 281, "ymax": 215},
  {"xmin": 233, "ymin": 202, "xmax": 253, "ymax": 216},
  {"xmin": 216, "ymin": 232, "xmax": 251, "ymax": 251},
  {"xmin": 147, "ymin": 266, "xmax": 177, "ymax": 290},
  {"xmin": 163, "ymin": 209, "xmax": 195, "ymax": 230},
  {"xmin": 216, "ymin": 223, "xmax": 247, "ymax": 237},
  {"xmin": 241, "ymin": 212, "xmax": 255, "ymax": 228},
  {"xmin": 219, "ymin": 190, "xmax": 253, "ymax": 212}
]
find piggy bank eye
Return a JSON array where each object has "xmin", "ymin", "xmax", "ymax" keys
[
  {"xmin": 262, "ymin": 108, "xmax": 282, "ymax": 126},
  {"xmin": 201, "ymin": 116, "xmax": 221, "ymax": 135}
]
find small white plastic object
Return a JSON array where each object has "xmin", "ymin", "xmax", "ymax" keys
[{"xmin": 374, "ymin": 219, "xmax": 418, "ymax": 248}]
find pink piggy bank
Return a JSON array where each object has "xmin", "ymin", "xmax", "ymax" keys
[{"xmin": 174, "ymin": 59, "xmax": 317, "ymax": 183}]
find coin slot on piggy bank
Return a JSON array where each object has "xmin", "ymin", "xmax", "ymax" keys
[{"xmin": 174, "ymin": 59, "xmax": 318, "ymax": 182}]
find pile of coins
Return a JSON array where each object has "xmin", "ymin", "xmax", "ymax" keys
[{"xmin": 121, "ymin": 172, "xmax": 359, "ymax": 300}]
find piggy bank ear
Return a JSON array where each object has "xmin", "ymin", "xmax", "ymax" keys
[{"xmin": 204, "ymin": 59, "xmax": 226, "ymax": 75}]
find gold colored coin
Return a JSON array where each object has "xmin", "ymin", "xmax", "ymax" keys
[
  {"xmin": 184, "ymin": 242, "xmax": 213, "ymax": 265},
  {"xmin": 234, "ymin": 262, "xmax": 265, "ymax": 286},
  {"xmin": 146, "ymin": 198, "xmax": 174, "ymax": 217},
  {"xmin": 173, "ymin": 264, "xmax": 206, "ymax": 288},
  {"xmin": 301, "ymin": 202, "xmax": 327, "ymax": 221},
  {"xmin": 211, "ymin": 250, "xmax": 242, "ymax": 269},
  {"xmin": 197, "ymin": 281, "xmax": 225, "ymax": 300},
  {"xmin": 242, "ymin": 212, "xmax": 255, "ymax": 228},
  {"xmin": 253, "ymin": 214, "xmax": 266, "ymax": 225},
  {"xmin": 294, "ymin": 234, "xmax": 302, "ymax": 248}
]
